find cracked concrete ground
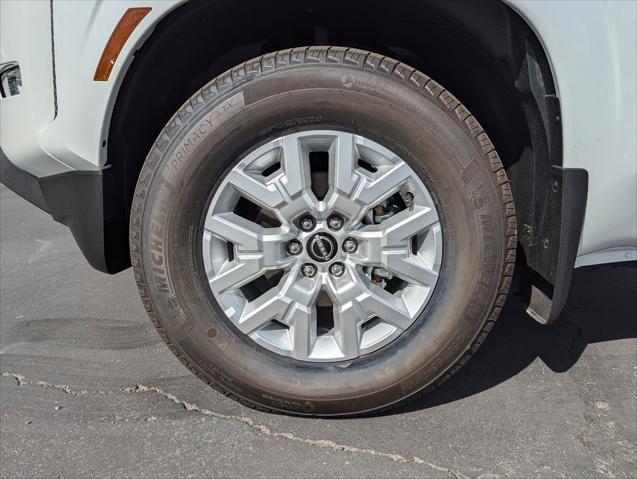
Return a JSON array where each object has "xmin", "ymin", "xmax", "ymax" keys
[{"xmin": 1, "ymin": 184, "xmax": 636, "ymax": 478}]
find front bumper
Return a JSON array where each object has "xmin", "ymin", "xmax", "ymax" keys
[{"xmin": 0, "ymin": 147, "xmax": 121, "ymax": 274}]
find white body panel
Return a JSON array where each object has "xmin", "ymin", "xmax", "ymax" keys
[
  {"xmin": 1, "ymin": 0, "xmax": 635, "ymax": 264},
  {"xmin": 0, "ymin": 1, "xmax": 59, "ymax": 177},
  {"xmin": 0, "ymin": 0, "xmax": 184, "ymax": 175},
  {"xmin": 505, "ymin": 0, "xmax": 637, "ymax": 262}
]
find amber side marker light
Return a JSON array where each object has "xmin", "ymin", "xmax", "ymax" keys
[{"xmin": 93, "ymin": 7, "xmax": 151, "ymax": 81}]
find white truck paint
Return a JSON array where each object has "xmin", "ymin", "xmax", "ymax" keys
[{"xmin": 504, "ymin": 0, "xmax": 637, "ymax": 265}]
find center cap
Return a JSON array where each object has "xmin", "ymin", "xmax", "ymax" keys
[{"xmin": 307, "ymin": 232, "xmax": 338, "ymax": 262}]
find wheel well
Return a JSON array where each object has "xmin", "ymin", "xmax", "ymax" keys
[{"xmin": 106, "ymin": 0, "xmax": 560, "ymax": 280}]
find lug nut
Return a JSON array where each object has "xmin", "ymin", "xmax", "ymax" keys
[
  {"xmin": 342, "ymin": 237, "xmax": 358, "ymax": 253},
  {"xmin": 328, "ymin": 214, "xmax": 344, "ymax": 231},
  {"xmin": 329, "ymin": 262, "xmax": 345, "ymax": 277},
  {"xmin": 299, "ymin": 215, "xmax": 316, "ymax": 232},
  {"xmin": 302, "ymin": 263, "xmax": 318, "ymax": 278},
  {"xmin": 287, "ymin": 240, "xmax": 302, "ymax": 255}
]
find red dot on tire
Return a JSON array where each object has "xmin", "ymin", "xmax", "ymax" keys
[{"xmin": 207, "ymin": 328, "xmax": 217, "ymax": 338}]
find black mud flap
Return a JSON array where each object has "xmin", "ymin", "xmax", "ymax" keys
[{"xmin": 518, "ymin": 167, "xmax": 588, "ymax": 324}]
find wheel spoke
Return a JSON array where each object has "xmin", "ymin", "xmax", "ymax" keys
[
  {"xmin": 236, "ymin": 268, "xmax": 321, "ymax": 358},
  {"xmin": 289, "ymin": 301, "xmax": 318, "ymax": 359},
  {"xmin": 226, "ymin": 168, "xmax": 287, "ymax": 211},
  {"xmin": 329, "ymin": 132, "xmax": 357, "ymax": 196},
  {"xmin": 279, "ymin": 135, "xmax": 311, "ymax": 198},
  {"xmin": 235, "ymin": 273, "xmax": 295, "ymax": 334},
  {"xmin": 326, "ymin": 157, "xmax": 413, "ymax": 224},
  {"xmin": 356, "ymin": 285, "xmax": 414, "ymax": 331},
  {"xmin": 275, "ymin": 135, "xmax": 318, "ymax": 218},
  {"xmin": 333, "ymin": 304, "xmax": 360, "ymax": 359},
  {"xmin": 354, "ymin": 162, "xmax": 411, "ymax": 208},
  {"xmin": 382, "ymin": 251, "xmax": 439, "ymax": 288},
  {"xmin": 323, "ymin": 133, "xmax": 364, "ymax": 219},
  {"xmin": 206, "ymin": 259, "xmax": 261, "ymax": 295},
  {"xmin": 350, "ymin": 206, "xmax": 440, "ymax": 287},
  {"xmin": 204, "ymin": 212, "xmax": 294, "ymax": 293},
  {"xmin": 381, "ymin": 205, "xmax": 439, "ymax": 245},
  {"xmin": 326, "ymin": 267, "xmax": 413, "ymax": 358}
]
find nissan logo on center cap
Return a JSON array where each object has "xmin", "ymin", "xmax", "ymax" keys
[{"xmin": 307, "ymin": 233, "xmax": 338, "ymax": 262}]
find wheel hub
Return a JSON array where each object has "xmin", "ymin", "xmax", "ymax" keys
[{"xmin": 202, "ymin": 130, "xmax": 443, "ymax": 362}]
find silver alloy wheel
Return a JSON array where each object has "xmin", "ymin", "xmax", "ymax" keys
[{"xmin": 202, "ymin": 130, "xmax": 442, "ymax": 362}]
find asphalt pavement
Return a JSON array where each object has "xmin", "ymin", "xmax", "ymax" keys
[{"xmin": 1, "ymin": 184, "xmax": 636, "ymax": 478}]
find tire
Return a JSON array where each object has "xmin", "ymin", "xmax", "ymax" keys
[{"xmin": 130, "ymin": 46, "xmax": 516, "ymax": 416}]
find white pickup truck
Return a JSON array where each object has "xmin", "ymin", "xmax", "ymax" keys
[{"xmin": 1, "ymin": 0, "xmax": 635, "ymax": 416}]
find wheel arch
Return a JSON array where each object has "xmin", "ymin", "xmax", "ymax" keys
[{"xmin": 104, "ymin": 0, "xmax": 578, "ymax": 323}]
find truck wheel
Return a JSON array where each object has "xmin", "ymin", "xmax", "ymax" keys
[{"xmin": 130, "ymin": 47, "xmax": 516, "ymax": 416}]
